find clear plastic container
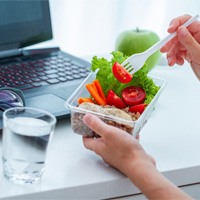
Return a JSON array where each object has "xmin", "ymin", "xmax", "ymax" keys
[{"xmin": 65, "ymin": 72, "xmax": 166, "ymax": 138}]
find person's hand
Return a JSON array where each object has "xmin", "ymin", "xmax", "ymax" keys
[
  {"xmin": 160, "ymin": 14, "xmax": 200, "ymax": 80},
  {"xmin": 82, "ymin": 113, "xmax": 155, "ymax": 177},
  {"xmin": 82, "ymin": 114, "xmax": 192, "ymax": 199}
]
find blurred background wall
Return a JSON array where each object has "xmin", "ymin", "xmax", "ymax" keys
[{"xmin": 36, "ymin": 0, "xmax": 199, "ymax": 58}]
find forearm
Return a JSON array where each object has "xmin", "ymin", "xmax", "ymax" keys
[{"xmin": 126, "ymin": 161, "xmax": 192, "ymax": 200}]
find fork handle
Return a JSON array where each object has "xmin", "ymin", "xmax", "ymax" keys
[{"xmin": 143, "ymin": 14, "xmax": 199, "ymax": 59}]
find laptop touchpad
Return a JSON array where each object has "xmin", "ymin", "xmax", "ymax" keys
[{"xmin": 26, "ymin": 94, "xmax": 66, "ymax": 113}]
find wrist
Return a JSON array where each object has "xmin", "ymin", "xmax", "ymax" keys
[
  {"xmin": 125, "ymin": 159, "xmax": 156, "ymax": 180},
  {"xmin": 123, "ymin": 156, "xmax": 159, "ymax": 190},
  {"xmin": 121, "ymin": 150, "xmax": 156, "ymax": 179}
]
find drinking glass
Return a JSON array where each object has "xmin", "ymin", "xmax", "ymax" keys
[{"xmin": 2, "ymin": 107, "xmax": 56, "ymax": 184}]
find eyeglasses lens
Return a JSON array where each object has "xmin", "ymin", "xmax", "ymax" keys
[{"xmin": 0, "ymin": 90, "xmax": 24, "ymax": 111}]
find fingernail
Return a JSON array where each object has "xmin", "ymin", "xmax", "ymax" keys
[
  {"xmin": 83, "ymin": 114, "xmax": 90, "ymax": 124},
  {"xmin": 168, "ymin": 24, "xmax": 173, "ymax": 30},
  {"xmin": 168, "ymin": 23, "xmax": 176, "ymax": 32},
  {"xmin": 168, "ymin": 57, "xmax": 172, "ymax": 65}
]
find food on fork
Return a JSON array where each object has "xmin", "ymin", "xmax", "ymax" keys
[{"xmin": 112, "ymin": 62, "xmax": 133, "ymax": 83}]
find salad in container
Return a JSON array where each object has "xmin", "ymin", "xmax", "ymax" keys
[{"xmin": 65, "ymin": 51, "xmax": 166, "ymax": 138}]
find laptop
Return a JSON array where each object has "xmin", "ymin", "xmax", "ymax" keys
[{"xmin": 0, "ymin": 0, "xmax": 91, "ymax": 128}]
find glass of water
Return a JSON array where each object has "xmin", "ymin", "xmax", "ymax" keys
[{"xmin": 2, "ymin": 107, "xmax": 56, "ymax": 184}]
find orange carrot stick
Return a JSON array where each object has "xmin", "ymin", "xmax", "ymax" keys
[
  {"xmin": 93, "ymin": 79, "xmax": 106, "ymax": 102},
  {"xmin": 78, "ymin": 97, "xmax": 94, "ymax": 104},
  {"xmin": 86, "ymin": 84, "xmax": 106, "ymax": 105},
  {"xmin": 91, "ymin": 82, "xmax": 98, "ymax": 93}
]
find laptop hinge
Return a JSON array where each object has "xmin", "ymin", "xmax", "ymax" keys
[
  {"xmin": 0, "ymin": 49, "xmax": 22, "ymax": 59},
  {"xmin": 22, "ymin": 47, "xmax": 60, "ymax": 56}
]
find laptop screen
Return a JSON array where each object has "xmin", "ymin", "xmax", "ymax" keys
[{"xmin": 0, "ymin": 0, "xmax": 52, "ymax": 51}]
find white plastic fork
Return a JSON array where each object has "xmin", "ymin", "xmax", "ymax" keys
[{"xmin": 122, "ymin": 14, "xmax": 199, "ymax": 74}]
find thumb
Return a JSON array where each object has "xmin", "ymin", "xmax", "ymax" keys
[{"xmin": 177, "ymin": 26, "xmax": 200, "ymax": 57}]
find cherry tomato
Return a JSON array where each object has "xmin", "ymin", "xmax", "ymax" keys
[
  {"xmin": 112, "ymin": 62, "xmax": 133, "ymax": 84},
  {"xmin": 129, "ymin": 103, "xmax": 147, "ymax": 114},
  {"xmin": 122, "ymin": 86, "xmax": 146, "ymax": 106},
  {"xmin": 106, "ymin": 90, "xmax": 126, "ymax": 109}
]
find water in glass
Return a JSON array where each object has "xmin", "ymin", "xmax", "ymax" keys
[{"xmin": 3, "ymin": 117, "xmax": 53, "ymax": 184}]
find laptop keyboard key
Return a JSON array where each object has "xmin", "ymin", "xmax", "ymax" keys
[
  {"xmin": 46, "ymin": 79, "xmax": 60, "ymax": 84},
  {"xmin": 65, "ymin": 71, "xmax": 73, "ymax": 76},
  {"xmin": 47, "ymin": 74, "xmax": 59, "ymax": 79},
  {"xmin": 72, "ymin": 74, "xmax": 81, "ymax": 79},
  {"xmin": 66, "ymin": 76, "xmax": 74, "ymax": 80},
  {"xmin": 58, "ymin": 77, "xmax": 67, "ymax": 82},
  {"xmin": 45, "ymin": 69, "xmax": 57, "ymax": 74},
  {"xmin": 80, "ymin": 73, "xmax": 88, "ymax": 78},
  {"xmin": 40, "ymin": 76, "xmax": 49, "ymax": 81}
]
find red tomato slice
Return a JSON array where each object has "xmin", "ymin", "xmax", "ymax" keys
[
  {"xmin": 129, "ymin": 103, "xmax": 147, "ymax": 114},
  {"xmin": 112, "ymin": 62, "xmax": 133, "ymax": 84},
  {"xmin": 106, "ymin": 90, "xmax": 126, "ymax": 109},
  {"xmin": 122, "ymin": 86, "xmax": 146, "ymax": 106}
]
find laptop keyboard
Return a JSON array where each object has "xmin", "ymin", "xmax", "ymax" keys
[{"xmin": 0, "ymin": 53, "xmax": 90, "ymax": 90}]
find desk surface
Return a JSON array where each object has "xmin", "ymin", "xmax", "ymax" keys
[{"xmin": 0, "ymin": 63, "xmax": 200, "ymax": 199}]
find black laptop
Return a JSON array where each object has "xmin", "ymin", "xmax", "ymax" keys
[{"xmin": 0, "ymin": 0, "xmax": 91, "ymax": 128}]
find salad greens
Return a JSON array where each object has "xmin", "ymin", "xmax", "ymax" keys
[{"xmin": 91, "ymin": 51, "xmax": 159, "ymax": 105}]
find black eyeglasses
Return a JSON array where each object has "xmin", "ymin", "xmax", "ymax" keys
[{"xmin": 0, "ymin": 87, "xmax": 25, "ymax": 112}]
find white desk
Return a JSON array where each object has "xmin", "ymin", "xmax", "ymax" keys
[{"xmin": 0, "ymin": 63, "xmax": 200, "ymax": 199}]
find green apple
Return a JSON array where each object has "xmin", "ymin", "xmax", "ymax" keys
[{"xmin": 115, "ymin": 28, "xmax": 161, "ymax": 72}]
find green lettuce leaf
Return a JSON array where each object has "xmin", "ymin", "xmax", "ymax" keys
[{"xmin": 90, "ymin": 51, "xmax": 159, "ymax": 105}]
